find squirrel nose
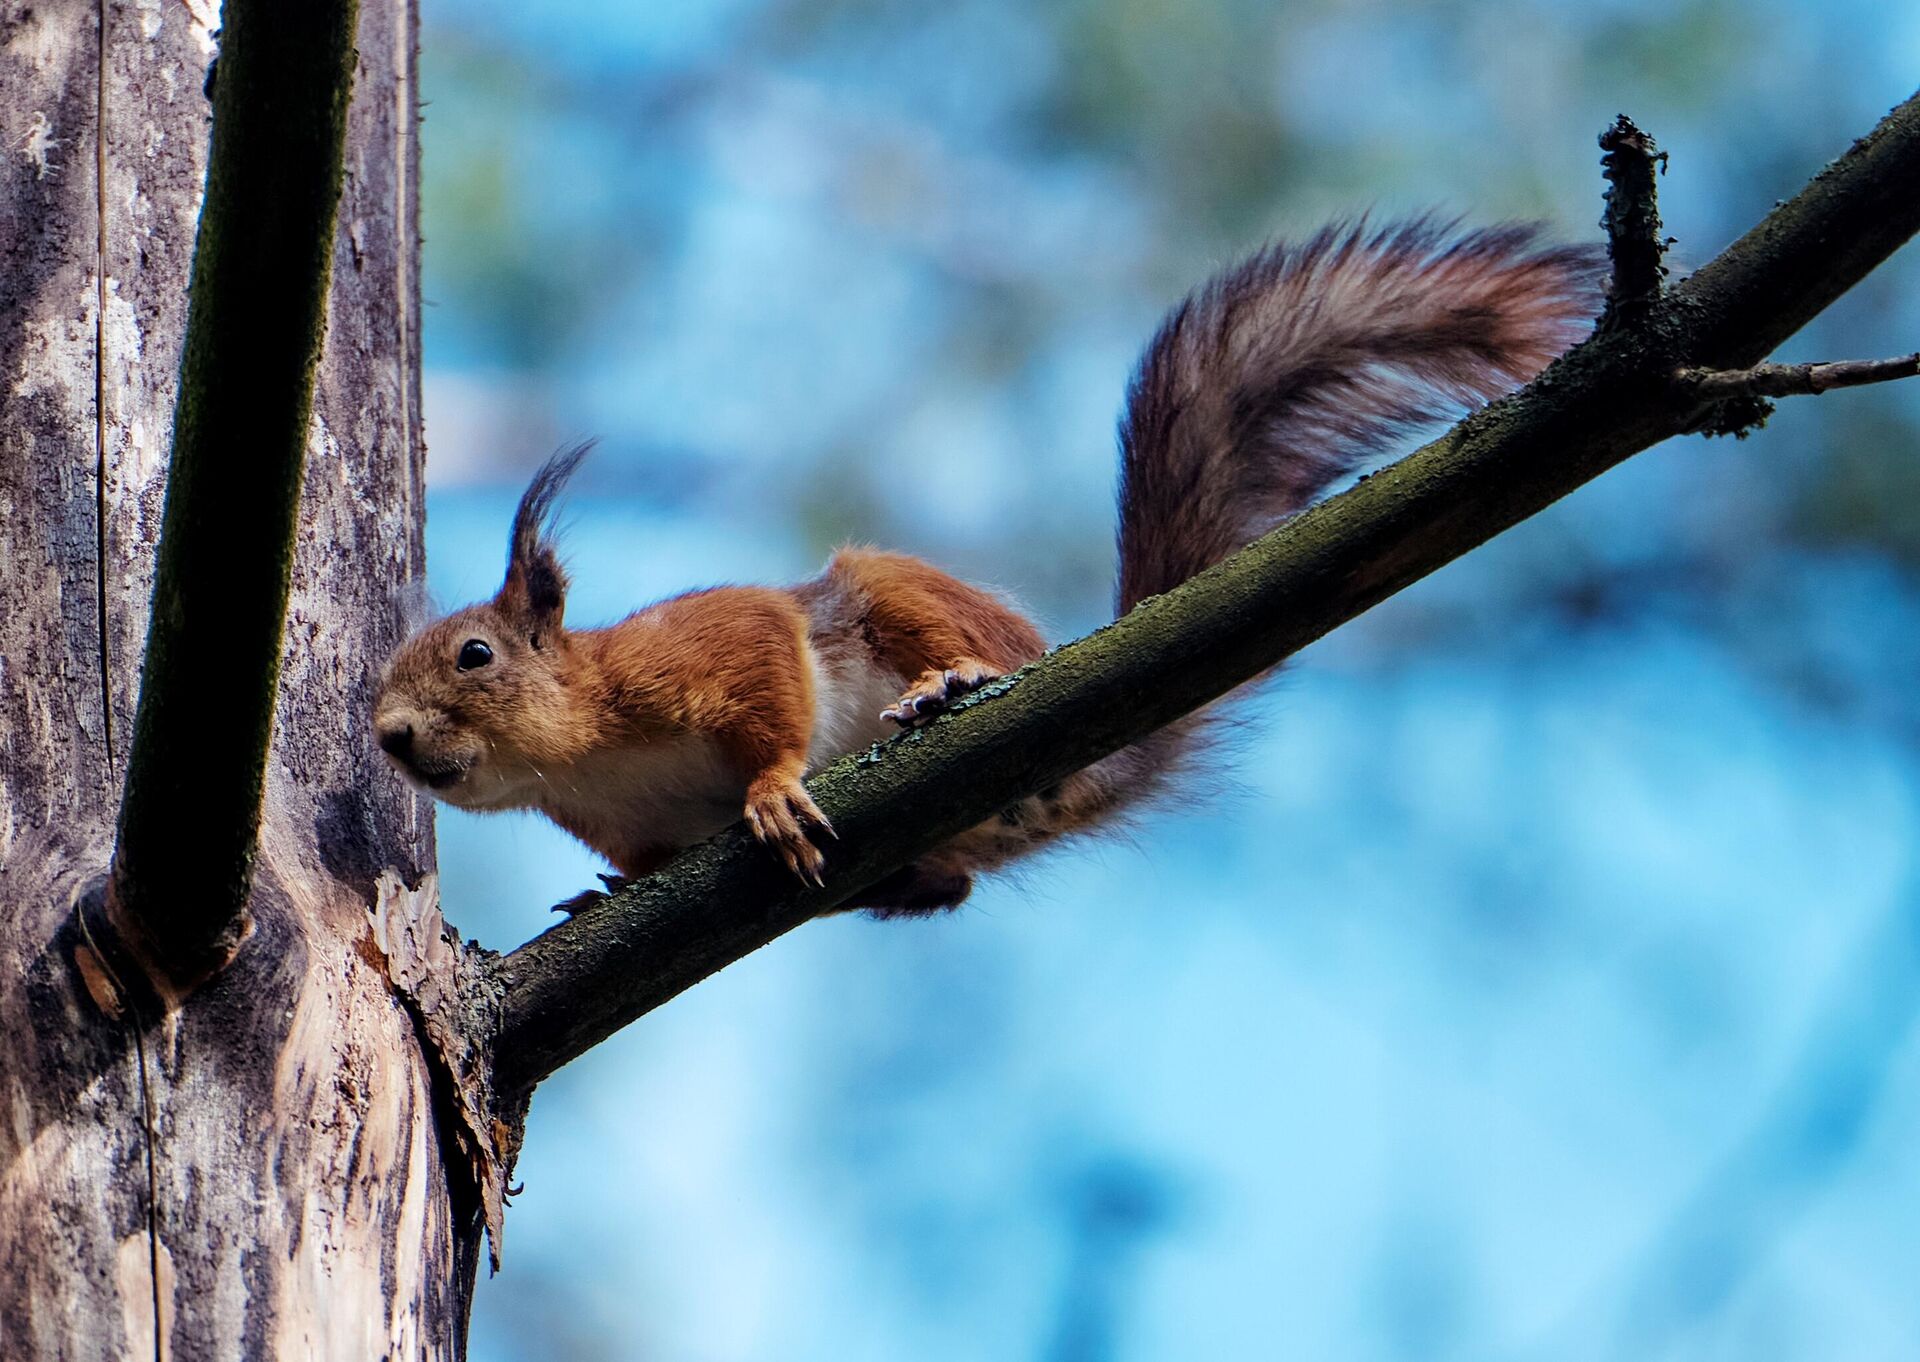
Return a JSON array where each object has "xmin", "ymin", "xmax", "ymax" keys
[{"xmin": 378, "ymin": 723, "xmax": 414, "ymax": 760}]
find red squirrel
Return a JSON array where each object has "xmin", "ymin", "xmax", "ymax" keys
[{"xmin": 373, "ymin": 219, "xmax": 1599, "ymax": 915}]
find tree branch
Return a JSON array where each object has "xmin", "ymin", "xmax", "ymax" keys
[
  {"xmin": 490, "ymin": 91, "xmax": 1920, "ymax": 1096},
  {"xmin": 108, "ymin": 0, "xmax": 359, "ymax": 991},
  {"xmin": 1598, "ymin": 113, "xmax": 1668, "ymax": 326},
  {"xmin": 1677, "ymin": 353, "xmax": 1920, "ymax": 399}
]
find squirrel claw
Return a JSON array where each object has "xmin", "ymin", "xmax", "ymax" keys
[
  {"xmin": 746, "ymin": 776, "xmax": 831, "ymax": 887},
  {"xmin": 883, "ymin": 660, "xmax": 999, "ymax": 728}
]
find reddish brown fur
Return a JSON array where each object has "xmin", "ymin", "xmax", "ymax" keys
[
  {"xmin": 374, "ymin": 217, "xmax": 1601, "ymax": 916},
  {"xmin": 821, "ymin": 548, "xmax": 1046, "ymax": 718},
  {"xmin": 583, "ymin": 588, "xmax": 815, "ymax": 758}
]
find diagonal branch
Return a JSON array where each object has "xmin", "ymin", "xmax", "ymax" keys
[
  {"xmin": 490, "ymin": 90, "xmax": 1920, "ymax": 1096},
  {"xmin": 107, "ymin": 0, "xmax": 360, "ymax": 992}
]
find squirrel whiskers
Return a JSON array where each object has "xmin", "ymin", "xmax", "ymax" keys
[{"xmin": 373, "ymin": 218, "xmax": 1601, "ymax": 915}]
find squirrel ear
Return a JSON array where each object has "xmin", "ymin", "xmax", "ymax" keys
[
  {"xmin": 499, "ymin": 441, "xmax": 593, "ymax": 630},
  {"xmin": 501, "ymin": 540, "xmax": 568, "ymax": 628}
]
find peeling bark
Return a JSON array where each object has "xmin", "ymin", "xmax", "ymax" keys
[
  {"xmin": 373, "ymin": 872, "xmax": 522, "ymax": 1275},
  {"xmin": 0, "ymin": 0, "xmax": 475, "ymax": 1355}
]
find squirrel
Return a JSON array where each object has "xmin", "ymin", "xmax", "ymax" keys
[{"xmin": 373, "ymin": 219, "xmax": 1600, "ymax": 916}]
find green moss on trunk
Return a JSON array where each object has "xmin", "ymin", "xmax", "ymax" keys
[{"xmin": 111, "ymin": 0, "xmax": 361, "ymax": 988}]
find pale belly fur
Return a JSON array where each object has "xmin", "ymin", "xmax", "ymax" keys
[{"xmin": 804, "ymin": 641, "xmax": 905, "ymax": 772}]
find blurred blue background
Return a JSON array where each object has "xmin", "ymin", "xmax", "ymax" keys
[{"xmin": 412, "ymin": 2, "xmax": 1920, "ymax": 1357}]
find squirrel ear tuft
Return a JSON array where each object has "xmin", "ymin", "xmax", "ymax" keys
[{"xmin": 499, "ymin": 441, "xmax": 594, "ymax": 629}]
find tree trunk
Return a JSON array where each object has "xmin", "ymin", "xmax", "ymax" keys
[{"xmin": 0, "ymin": 2, "xmax": 475, "ymax": 1356}]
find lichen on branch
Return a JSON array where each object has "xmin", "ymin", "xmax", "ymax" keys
[{"xmin": 489, "ymin": 91, "xmax": 1920, "ymax": 1096}]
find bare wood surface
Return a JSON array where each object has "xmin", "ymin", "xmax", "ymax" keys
[
  {"xmin": 0, "ymin": 1, "xmax": 465, "ymax": 1356},
  {"xmin": 0, "ymin": 4, "xmax": 171, "ymax": 1352}
]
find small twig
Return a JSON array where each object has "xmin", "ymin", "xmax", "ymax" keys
[
  {"xmin": 1677, "ymin": 352, "xmax": 1920, "ymax": 400},
  {"xmin": 1598, "ymin": 114, "xmax": 1668, "ymax": 324}
]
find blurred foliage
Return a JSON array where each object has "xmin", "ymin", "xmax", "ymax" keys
[
  {"xmin": 1791, "ymin": 402, "xmax": 1920, "ymax": 568},
  {"xmin": 422, "ymin": 0, "xmax": 1920, "ymax": 631},
  {"xmin": 420, "ymin": 32, "xmax": 670, "ymax": 369},
  {"xmin": 416, "ymin": 1, "xmax": 1920, "ymax": 1359}
]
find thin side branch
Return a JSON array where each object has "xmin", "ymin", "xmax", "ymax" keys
[
  {"xmin": 490, "ymin": 91, "xmax": 1920, "ymax": 1095},
  {"xmin": 1677, "ymin": 353, "xmax": 1920, "ymax": 399},
  {"xmin": 109, "ymin": 0, "xmax": 359, "ymax": 990},
  {"xmin": 1598, "ymin": 113, "xmax": 1668, "ymax": 324}
]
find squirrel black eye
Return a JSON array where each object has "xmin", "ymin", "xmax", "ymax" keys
[{"xmin": 456, "ymin": 639, "xmax": 493, "ymax": 671}]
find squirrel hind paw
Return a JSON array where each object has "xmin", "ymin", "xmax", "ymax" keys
[
  {"xmin": 881, "ymin": 661, "xmax": 1000, "ymax": 727},
  {"xmin": 551, "ymin": 874, "xmax": 631, "ymax": 916},
  {"xmin": 745, "ymin": 777, "xmax": 833, "ymax": 887},
  {"xmin": 844, "ymin": 862, "xmax": 974, "ymax": 918}
]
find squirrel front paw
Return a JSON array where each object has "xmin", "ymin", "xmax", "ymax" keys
[
  {"xmin": 882, "ymin": 659, "xmax": 1000, "ymax": 727},
  {"xmin": 745, "ymin": 773, "xmax": 835, "ymax": 887}
]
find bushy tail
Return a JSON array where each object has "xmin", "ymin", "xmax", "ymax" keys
[
  {"xmin": 1118, "ymin": 217, "xmax": 1601, "ymax": 609},
  {"xmin": 946, "ymin": 218, "xmax": 1601, "ymax": 879}
]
